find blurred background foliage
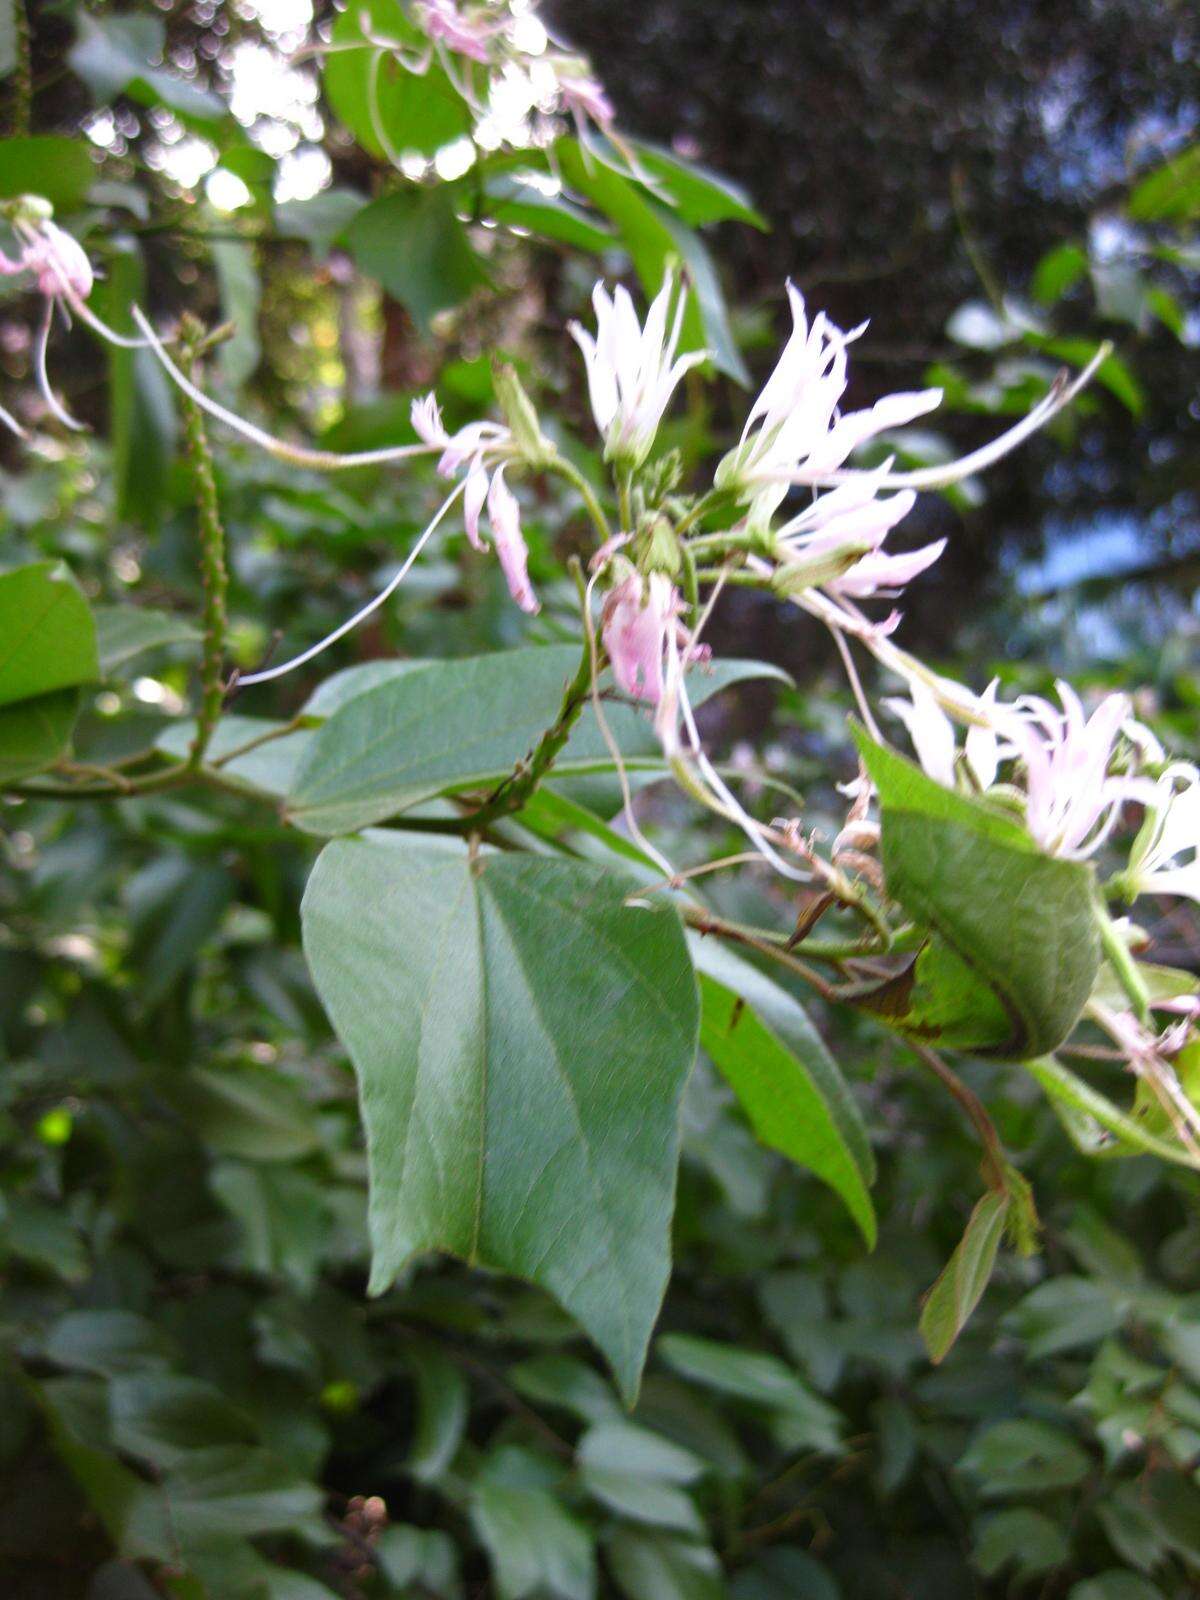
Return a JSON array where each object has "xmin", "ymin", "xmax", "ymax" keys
[{"xmin": 2, "ymin": 1, "xmax": 1199, "ymax": 1597}]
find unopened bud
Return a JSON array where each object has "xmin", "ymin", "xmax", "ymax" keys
[
  {"xmin": 770, "ymin": 540, "xmax": 874, "ymax": 598},
  {"xmin": 641, "ymin": 513, "xmax": 682, "ymax": 578},
  {"xmin": 493, "ymin": 362, "xmax": 554, "ymax": 468},
  {"xmin": 4, "ymin": 193, "xmax": 53, "ymax": 225}
]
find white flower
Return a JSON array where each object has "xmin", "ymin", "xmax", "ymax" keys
[
  {"xmin": 1126, "ymin": 763, "xmax": 1200, "ymax": 904},
  {"xmin": 1009, "ymin": 683, "xmax": 1154, "ymax": 860},
  {"xmin": 884, "ymin": 678, "xmax": 1005, "ymax": 792},
  {"xmin": 774, "ymin": 464, "xmax": 945, "ymax": 600},
  {"xmin": 715, "ymin": 283, "xmax": 941, "ymax": 529},
  {"xmin": 568, "ymin": 273, "xmax": 707, "ymax": 468}
]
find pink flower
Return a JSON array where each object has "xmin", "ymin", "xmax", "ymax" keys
[
  {"xmin": 0, "ymin": 219, "xmax": 94, "ymax": 302},
  {"xmin": 1009, "ymin": 683, "xmax": 1155, "ymax": 860},
  {"xmin": 486, "ymin": 467, "xmax": 539, "ymax": 614},
  {"xmin": 774, "ymin": 464, "xmax": 945, "ymax": 600},
  {"xmin": 416, "ymin": 0, "xmax": 492, "ymax": 63},
  {"xmin": 884, "ymin": 678, "xmax": 1005, "ymax": 792},
  {"xmin": 559, "ymin": 72, "xmax": 615, "ymax": 129},
  {"xmin": 602, "ymin": 571, "xmax": 680, "ymax": 704}
]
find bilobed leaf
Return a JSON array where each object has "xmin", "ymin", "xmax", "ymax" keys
[
  {"xmin": 301, "ymin": 837, "xmax": 699, "ymax": 1403},
  {"xmin": 345, "ymin": 188, "xmax": 489, "ymax": 329},
  {"xmin": 856, "ymin": 729, "xmax": 1101, "ymax": 1058},
  {"xmin": 0, "ymin": 561, "xmax": 98, "ymax": 708},
  {"xmin": 0, "ymin": 136, "xmax": 95, "ymax": 210},
  {"xmin": 691, "ymin": 939, "xmax": 875, "ymax": 1245},
  {"xmin": 323, "ymin": 0, "xmax": 472, "ymax": 158},
  {"xmin": 920, "ymin": 1190, "xmax": 1010, "ymax": 1363}
]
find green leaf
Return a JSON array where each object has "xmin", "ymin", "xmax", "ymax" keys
[
  {"xmin": 323, "ymin": 0, "xmax": 472, "ymax": 158},
  {"xmin": 509, "ymin": 1354, "xmax": 621, "ymax": 1425},
  {"xmin": 655, "ymin": 204, "xmax": 750, "ymax": 385},
  {"xmin": 557, "ymin": 140, "xmax": 745, "ymax": 382},
  {"xmin": 103, "ymin": 242, "xmax": 177, "ymax": 528},
  {"xmin": 211, "ymin": 238, "xmax": 261, "ymax": 389},
  {"xmin": 288, "ymin": 647, "xmax": 785, "ymax": 836},
  {"xmin": 578, "ymin": 1422, "xmax": 706, "ymax": 1484},
  {"xmin": 627, "ymin": 140, "xmax": 768, "ymax": 229},
  {"xmin": 163, "ymin": 1445, "xmax": 325, "ymax": 1543},
  {"xmin": 301, "ymin": 837, "xmax": 699, "ymax": 1403},
  {"xmin": 44, "ymin": 1311, "xmax": 171, "ymax": 1377},
  {"xmin": 471, "ymin": 1450, "xmax": 595, "ymax": 1600},
  {"xmin": 0, "ymin": 3, "xmax": 14, "ymax": 78},
  {"xmin": 605, "ymin": 1529, "xmax": 722, "ymax": 1600},
  {"xmin": 375, "ymin": 1525, "xmax": 462, "ymax": 1597},
  {"xmin": 0, "ymin": 689, "xmax": 81, "ymax": 782},
  {"xmin": 1068, "ymin": 1576, "xmax": 1166, "ymax": 1600},
  {"xmin": 973, "ymin": 1507, "xmax": 1069, "ymax": 1579},
  {"xmin": 1127, "ymin": 143, "xmax": 1200, "ymax": 223},
  {"xmin": 1031, "ymin": 242, "xmax": 1088, "ymax": 305},
  {"xmin": 344, "ymin": 188, "xmax": 489, "ymax": 329},
  {"xmin": 920, "ymin": 1190, "xmax": 1010, "ymax": 1363},
  {"xmin": 958, "ymin": 1419, "xmax": 1091, "ymax": 1496},
  {"xmin": 1024, "ymin": 1055, "xmax": 1200, "ymax": 1169},
  {"xmin": 156, "ymin": 715, "xmax": 313, "ymax": 800},
  {"xmin": 691, "ymin": 939, "xmax": 875, "ymax": 1245},
  {"xmin": 275, "ymin": 188, "xmax": 367, "ymax": 259},
  {"xmin": 0, "ymin": 136, "xmax": 96, "ymax": 210},
  {"xmin": 1, "ymin": 1194, "xmax": 88, "ymax": 1279},
  {"xmin": 69, "ymin": 12, "xmax": 224, "ymax": 121},
  {"xmin": 657, "ymin": 1334, "xmax": 842, "ymax": 1454},
  {"xmin": 167, "ymin": 1065, "xmax": 323, "ymax": 1163},
  {"xmin": 109, "ymin": 1375, "xmax": 259, "ymax": 1468},
  {"xmin": 484, "ymin": 176, "xmax": 615, "ymax": 253},
  {"xmin": 855, "ymin": 729, "xmax": 1101, "ymax": 1058},
  {"xmin": 0, "ymin": 560, "xmax": 98, "ymax": 708},
  {"xmin": 406, "ymin": 1339, "xmax": 468, "ymax": 1482},
  {"xmin": 210, "ymin": 1161, "xmax": 333, "ymax": 1292},
  {"xmin": 93, "ymin": 606, "xmax": 199, "ymax": 674}
]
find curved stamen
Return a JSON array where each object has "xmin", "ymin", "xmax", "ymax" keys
[
  {"xmin": 0, "ymin": 399, "xmax": 28, "ymax": 439},
  {"xmin": 236, "ymin": 481, "xmax": 466, "ymax": 688},
  {"xmin": 132, "ymin": 306, "xmax": 440, "ymax": 471},
  {"xmin": 34, "ymin": 298, "xmax": 86, "ymax": 432},
  {"xmin": 767, "ymin": 343, "xmax": 1111, "ymax": 492}
]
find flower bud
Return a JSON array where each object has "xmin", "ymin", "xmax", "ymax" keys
[
  {"xmin": 493, "ymin": 362, "xmax": 554, "ymax": 469},
  {"xmin": 640, "ymin": 513, "xmax": 682, "ymax": 579}
]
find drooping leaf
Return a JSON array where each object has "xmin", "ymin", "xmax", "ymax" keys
[
  {"xmin": 301, "ymin": 836, "xmax": 699, "ymax": 1402},
  {"xmin": 626, "ymin": 140, "xmax": 768, "ymax": 229},
  {"xmin": 919, "ymin": 1190, "xmax": 1010, "ymax": 1363},
  {"xmin": 405, "ymin": 1339, "xmax": 469, "ymax": 1482},
  {"xmin": 657, "ymin": 1334, "xmax": 843, "ymax": 1453},
  {"xmin": 856, "ymin": 729, "xmax": 1101, "ymax": 1058},
  {"xmin": 471, "ymin": 1447, "xmax": 595, "ymax": 1600},
  {"xmin": 691, "ymin": 938, "xmax": 876, "ymax": 1245}
]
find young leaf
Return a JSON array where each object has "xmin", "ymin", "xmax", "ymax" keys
[
  {"xmin": 855, "ymin": 729, "xmax": 1101, "ymax": 1058},
  {"xmin": 919, "ymin": 1190, "xmax": 1011, "ymax": 1363},
  {"xmin": 690, "ymin": 939, "xmax": 876, "ymax": 1246},
  {"xmin": 301, "ymin": 836, "xmax": 699, "ymax": 1403}
]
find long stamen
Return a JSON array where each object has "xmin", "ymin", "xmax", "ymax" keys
[
  {"xmin": 768, "ymin": 343, "xmax": 1111, "ymax": 492},
  {"xmin": 132, "ymin": 306, "xmax": 440, "ymax": 471},
  {"xmin": 34, "ymin": 298, "xmax": 85, "ymax": 432},
  {"xmin": 0, "ymin": 399, "xmax": 28, "ymax": 439},
  {"xmin": 236, "ymin": 482, "xmax": 466, "ymax": 688},
  {"xmin": 65, "ymin": 291, "xmax": 154, "ymax": 350}
]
